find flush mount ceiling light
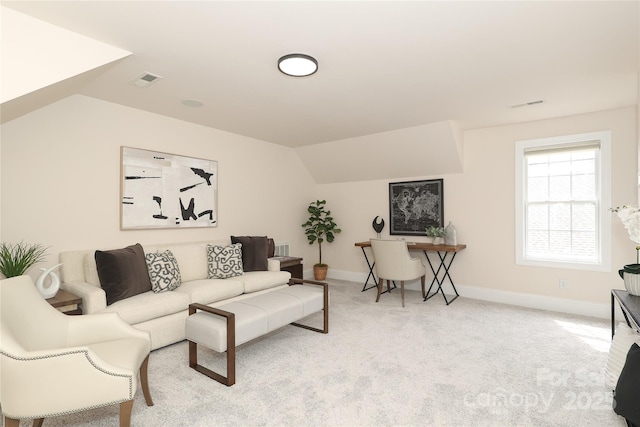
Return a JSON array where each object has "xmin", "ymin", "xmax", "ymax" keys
[{"xmin": 278, "ymin": 54, "xmax": 318, "ymax": 77}]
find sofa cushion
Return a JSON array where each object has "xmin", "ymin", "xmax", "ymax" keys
[
  {"xmin": 174, "ymin": 278, "xmax": 244, "ymax": 305},
  {"xmin": 83, "ymin": 253, "xmax": 100, "ymax": 286},
  {"xmin": 95, "ymin": 243, "xmax": 152, "ymax": 306},
  {"xmin": 158, "ymin": 242, "xmax": 208, "ymax": 282},
  {"xmin": 145, "ymin": 250, "xmax": 182, "ymax": 293},
  {"xmin": 241, "ymin": 270, "xmax": 291, "ymax": 293},
  {"xmin": 100, "ymin": 289, "xmax": 190, "ymax": 324},
  {"xmin": 231, "ymin": 236, "xmax": 269, "ymax": 272},
  {"xmin": 207, "ymin": 244, "xmax": 243, "ymax": 279}
]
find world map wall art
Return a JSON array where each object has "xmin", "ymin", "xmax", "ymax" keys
[
  {"xmin": 121, "ymin": 147, "xmax": 218, "ymax": 229},
  {"xmin": 389, "ymin": 179, "xmax": 443, "ymax": 236}
]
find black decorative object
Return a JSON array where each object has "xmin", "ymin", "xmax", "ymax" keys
[
  {"xmin": 389, "ymin": 179, "xmax": 444, "ymax": 236},
  {"xmin": 372, "ymin": 216, "xmax": 385, "ymax": 238}
]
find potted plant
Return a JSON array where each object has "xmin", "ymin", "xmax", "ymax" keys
[
  {"xmin": 301, "ymin": 200, "xmax": 342, "ymax": 280},
  {"xmin": 0, "ymin": 242, "xmax": 48, "ymax": 278},
  {"xmin": 426, "ymin": 226, "xmax": 446, "ymax": 245}
]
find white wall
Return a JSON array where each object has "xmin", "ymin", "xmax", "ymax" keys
[
  {"xmin": 319, "ymin": 107, "xmax": 637, "ymax": 317},
  {"xmin": 2, "ymin": 96, "xmax": 637, "ymax": 318},
  {"xmin": 0, "ymin": 95, "xmax": 318, "ymax": 274}
]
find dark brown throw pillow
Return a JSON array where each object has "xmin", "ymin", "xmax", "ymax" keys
[
  {"xmin": 267, "ymin": 238, "xmax": 275, "ymax": 258},
  {"xmin": 95, "ymin": 243, "xmax": 152, "ymax": 305},
  {"xmin": 230, "ymin": 236, "xmax": 269, "ymax": 272}
]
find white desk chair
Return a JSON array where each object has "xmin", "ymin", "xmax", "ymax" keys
[{"xmin": 370, "ymin": 239, "xmax": 426, "ymax": 307}]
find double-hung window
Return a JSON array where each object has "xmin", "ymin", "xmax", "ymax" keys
[{"xmin": 515, "ymin": 131, "xmax": 611, "ymax": 271}]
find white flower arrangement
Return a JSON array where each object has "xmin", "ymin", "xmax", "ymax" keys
[{"xmin": 611, "ymin": 205, "xmax": 640, "ymax": 263}]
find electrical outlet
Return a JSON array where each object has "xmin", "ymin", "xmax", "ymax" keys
[{"xmin": 559, "ymin": 279, "xmax": 569, "ymax": 289}]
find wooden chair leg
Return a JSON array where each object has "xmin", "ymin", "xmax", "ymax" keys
[
  {"xmin": 4, "ymin": 417, "xmax": 19, "ymax": 427},
  {"xmin": 387, "ymin": 280, "xmax": 391, "ymax": 293},
  {"xmin": 119, "ymin": 399, "xmax": 134, "ymax": 427},
  {"xmin": 421, "ymin": 275, "xmax": 426, "ymax": 298},
  {"xmin": 140, "ymin": 355, "xmax": 154, "ymax": 406},
  {"xmin": 33, "ymin": 419, "xmax": 44, "ymax": 427},
  {"xmin": 376, "ymin": 278, "xmax": 383, "ymax": 302},
  {"xmin": 401, "ymin": 281, "xmax": 405, "ymax": 307}
]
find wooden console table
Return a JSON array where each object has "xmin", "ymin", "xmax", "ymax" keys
[
  {"xmin": 355, "ymin": 241, "xmax": 467, "ymax": 305},
  {"xmin": 611, "ymin": 289, "xmax": 640, "ymax": 338}
]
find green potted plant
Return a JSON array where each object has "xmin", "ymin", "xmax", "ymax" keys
[
  {"xmin": 301, "ymin": 200, "xmax": 342, "ymax": 280},
  {"xmin": 426, "ymin": 226, "xmax": 446, "ymax": 245},
  {"xmin": 0, "ymin": 242, "xmax": 48, "ymax": 278}
]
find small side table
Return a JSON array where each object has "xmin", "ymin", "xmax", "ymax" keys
[
  {"xmin": 47, "ymin": 289, "xmax": 82, "ymax": 315},
  {"xmin": 611, "ymin": 289, "xmax": 640, "ymax": 338},
  {"xmin": 273, "ymin": 256, "xmax": 303, "ymax": 279}
]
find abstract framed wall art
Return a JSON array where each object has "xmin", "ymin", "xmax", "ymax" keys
[
  {"xmin": 121, "ymin": 147, "xmax": 217, "ymax": 229},
  {"xmin": 389, "ymin": 179, "xmax": 443, "ymax": 236}
]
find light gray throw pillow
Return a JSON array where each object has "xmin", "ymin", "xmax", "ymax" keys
[
  {"xmin": 207, "ymin": 243, "xmax": 243, "ymax": 279},
  {"xmin": 145, "ymin": 250, "xmax": 182, "ymax": 293}
]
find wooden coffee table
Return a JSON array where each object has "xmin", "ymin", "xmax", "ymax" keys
[{"xmin": 47, "ymin": 289, "xmax": 82, "ymax": 315}]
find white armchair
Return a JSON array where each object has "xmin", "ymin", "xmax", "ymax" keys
[
  {"xmin": 370, "ymin": 239, "xmax": 426, "ymax": 307},
  {"xmin": 0, "ymin": 275, "xmax": 153, "ymax": 427}
]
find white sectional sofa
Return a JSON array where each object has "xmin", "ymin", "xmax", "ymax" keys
[{"xmin": 59, "ymin": 239, "xmax": 292, "ymax": 350}]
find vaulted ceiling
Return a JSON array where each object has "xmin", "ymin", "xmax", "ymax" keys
[{"xmin": 2, "ymin": 1, "xmax": 638, "ymax": 183}]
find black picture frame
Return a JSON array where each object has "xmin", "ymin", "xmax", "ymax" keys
[{"xmin": 389, "ymin": 179, "xmax": 444, "ymax": 236}]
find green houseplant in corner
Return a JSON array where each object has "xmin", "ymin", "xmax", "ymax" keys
[
  {"xmin": 302, "ymin": 200, "xmax": 342, "ymax": 280},
  {"xmin": 0, "ymin": 242, "xmax": 48, "ymax": 278}
]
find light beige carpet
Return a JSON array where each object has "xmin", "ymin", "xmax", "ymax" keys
[{"xmin": 18, "ymin": 279, "xmax": 626, "ymax": 426}]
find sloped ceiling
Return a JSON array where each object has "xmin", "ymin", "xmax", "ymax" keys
[
  {"xmin": 0, "ymin": 7, "xmax": 130, "ymax": 112},
  {"xmin": 1, "ymin": 1, "xmax": 638, "ymax": 183},
  {"xmin": 296, "ymin": 121, "xmax": 462, "ymax": 184}
]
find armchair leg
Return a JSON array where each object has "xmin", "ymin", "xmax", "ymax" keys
[
  {"xmin": 400, "ymin": 281, "xmax": 405, "ymax": 307},
  {"xmin": 140, "ymin": 355, "xmax": 154, "ymax": 406},
  {"xmin": 4, "ymin": 417, "xmax": 19, "ymax": 427},
  {"xmin": 376, "ymin": 278, "xmax": 383, "ymax": 302},
  {"xmin": 421, "ymin": 275, "xmax": 426, "ymax": 298},
  {"xmin": 119, "ymin": 399, "xmax": 134, "ymax": 427},
  {"xmin": 33, "ymin": 419, "xmax": 44, "ymax": 427}
]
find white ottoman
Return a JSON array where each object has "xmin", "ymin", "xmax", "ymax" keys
[{"xmin": 186, "ymin": 281, "xmax": 328, "ymax": 386}]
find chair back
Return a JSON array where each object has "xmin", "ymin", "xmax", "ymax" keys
[
  {"xmin": 370, "ymin": 239, "xmax": 424, "ymax": 281},
  {"xmin": 0, "ymin": 275, "xmax": 69, "ymax": 352}
]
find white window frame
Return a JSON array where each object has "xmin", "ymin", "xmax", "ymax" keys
[{"xmin": 515, "ymin": 131, "xmax": 611, "ymax": 272}]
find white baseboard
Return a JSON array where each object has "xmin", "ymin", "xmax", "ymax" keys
[{"xmin": 321, "ymin": 269, "xmax": 612, "ymax": 320}]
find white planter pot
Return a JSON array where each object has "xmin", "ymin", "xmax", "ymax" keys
[{"xmin": 624, "ymin": 273, "xmax": 640, "ymax": 296}]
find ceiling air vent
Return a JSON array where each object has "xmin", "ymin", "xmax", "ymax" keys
[
  {"xmin": 131, "ymin": 72, "xmax": 163, "ymax": 88},
  {"xmin": 509, "ymin": 99, "xmax": 544, "ymax": 109}
]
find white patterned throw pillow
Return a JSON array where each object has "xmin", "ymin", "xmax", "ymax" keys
[
  {"xmin": 207, "ymin": 244, "xmax": 243, "ymax": 279},
  {"xmin": 145, "ymin": 250, "xmax": 182, "ymax": 293}
]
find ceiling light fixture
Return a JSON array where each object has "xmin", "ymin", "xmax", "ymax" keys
[
  {"xmin": 278, "ymin": 54, "xmax": 318, "ymax": 77},
  {"xmin": 181, "ymin": 99, "xmax": 204, "ymax": 108}
]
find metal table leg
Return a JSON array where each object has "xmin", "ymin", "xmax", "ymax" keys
[
  {"xmin": 423, "ymin": 250, "xmax": 460, "ymax": 305},
  {"xmin": 360, "ymin": 246, "xmax": 378, "ymax": 292}
]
